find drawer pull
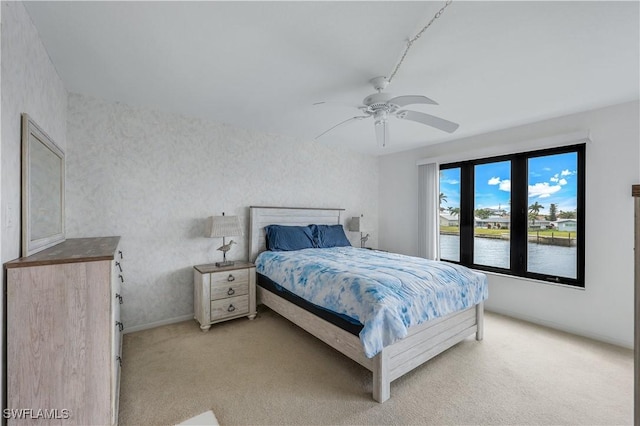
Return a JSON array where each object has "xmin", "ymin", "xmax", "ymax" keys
[
  {"xmin": 115, "ymin": 261, "xmax": 122, "ymax": 272},
  {"xmin": 227, "ymin": 274, "xmax": 235, "ymax": 282},
  {"xmin": 227, "ymin": 304, "xmax": 236, "ymax": 313},
  {"xmin": 115, "ymin": 293, "xmax": 123, "ymax": 304},
  {"xmin": 116, "ymin": 355, "xmax": 122, "ymax": 367},
  {"xmin": 116, "ymin": 321, "xmax": 124, "ymax": 332},
  {"xmin": 227, "ymin": 288, "xmax": 235, "ymax": 296},
  {"xmin": 119, "ymin": 274, "xmax": 124, "ymax": 283},
  {"xmin": 119, "ymin": 250, "xmax": 123, "ymax": 260}
]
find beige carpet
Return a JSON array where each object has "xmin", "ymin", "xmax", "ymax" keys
[{"xmin": 118, "ymin": 307, "xmax": 632, "ymax": 425}]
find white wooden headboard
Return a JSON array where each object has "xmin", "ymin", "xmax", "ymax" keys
[{"xmin": 249, "ymin": 206, "xmax": 344, "ymax": 262}]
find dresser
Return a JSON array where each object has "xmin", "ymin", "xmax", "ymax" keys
[
  {"xmin": 5, "ymin": 237, "xmax": 123, "ymax": 425},
  {"xmin": 194, "ymin": 262, "xmax": 256, "ymax": 331}
]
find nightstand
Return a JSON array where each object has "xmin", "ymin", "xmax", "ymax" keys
[{"xmin": 193, "ymin": 261, "xmax": 256, "ymax": 331}]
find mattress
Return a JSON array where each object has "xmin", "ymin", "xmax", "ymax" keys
[
  {"xmin": 257, "ymin": 272, "xmax": 364, "ymax": 336},
  {"xmin": 256, "ymin": 246, "xmax": 488, "ymax": 357}
]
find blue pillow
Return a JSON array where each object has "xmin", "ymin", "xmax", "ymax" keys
[
  {"xmin": 313, "ymin": 224, "xmax": 352, "ymax": 248},
  {"xmin": 265, "ymin": 225, "xmax": 316, "ymax": 251}
]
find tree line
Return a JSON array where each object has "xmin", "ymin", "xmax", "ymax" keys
[{"xmin": 440, "ymin": 192, "xmax": 576, "ymax": 221}]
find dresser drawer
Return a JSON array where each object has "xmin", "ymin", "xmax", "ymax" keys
[
  {"xmin": 210, "ymin": 295, "xmax": 249, "ymax": 321},
  {"xmin": 210, "ymin": 268, "xmax": 249, "ymax": 288}
]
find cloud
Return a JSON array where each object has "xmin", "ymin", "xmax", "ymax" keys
[
  {"xmin": 499, "ymin": 180, "xmax": 511, "ymax": 192},
  {"xmin": 529, "ymin": 182, "xmax": 561, "ymax": 198},
  {"xmin": 487, "ymin": 177, "xmax": 510, "ymax": 192},
  {"xmin": 444, "ymin": 179, "xmax": 459, "ymax": 185},
  {"xmin": 551, "ymin": 170, "xmax": 573, "ymax": 185}
]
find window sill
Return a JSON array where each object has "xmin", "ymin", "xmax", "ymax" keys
[{"xmin": 477, "ymin": 269, "xmax": 586, "ymax": 291}]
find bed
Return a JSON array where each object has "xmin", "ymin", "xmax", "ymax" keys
[{"xmin": 249, "ymin": 206, "xmax": 486, "ymax": 402}]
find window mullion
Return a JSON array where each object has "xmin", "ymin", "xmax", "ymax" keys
[
  {"xmin": 459, "ymin": 164, "xmax": 474, "ymax": 265},
  {"xmin": 576, "ymin": 146, "xmax": 586, "ymax": 285},
  {"xmin": 510, "ymin": 156, "xmax": 527, "ymax": 275}
]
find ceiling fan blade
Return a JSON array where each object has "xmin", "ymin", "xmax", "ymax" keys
[
  {"xmin": 388, "ymin": 95, "xmax": 438, "ymax": 107},
  {"xmin": 396, "ymin": 110, "xmax": 459, "ymax": 133},
  {"xmin": 312, "ymin": 101, "xmax": 361, "ymax": 109},
  {"xmin": 375, "ymin": 120, "xmax": 389, "ymax": 148},
  {"xmin": 314, "ymin": 116, "xmax": 369, "ymax": 140}
]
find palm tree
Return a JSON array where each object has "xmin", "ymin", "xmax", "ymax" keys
[
  {"xmin": 439, "ymin": 192, "xmax": 447, "ymax": 212},
  {"xmin": 528, "ymin": 201, "xmax": 544, "ymax": 225}
]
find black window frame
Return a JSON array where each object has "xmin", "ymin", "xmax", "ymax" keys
[{"xmin": 440, "ymin": 143, "xmax": 586, "ymax": 288}]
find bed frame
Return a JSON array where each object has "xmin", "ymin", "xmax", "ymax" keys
[{"xmin": 249, "ymin": 206, "xmax": 484, "ymax": 403}]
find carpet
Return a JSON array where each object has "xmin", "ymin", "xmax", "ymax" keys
[{"xmin": 119, "ymin": 306, "xmax": 632, "ymax": 425}]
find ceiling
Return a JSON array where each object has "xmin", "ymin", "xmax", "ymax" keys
[{"xmin": 24, "ymin": 1, "xmax": 640, "ymax": 156}]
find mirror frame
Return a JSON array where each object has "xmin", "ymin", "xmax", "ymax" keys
[{"xmin": 21, "ymin": 114, "xmax": 65, "ymax": 257}]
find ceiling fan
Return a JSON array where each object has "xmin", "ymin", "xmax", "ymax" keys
[{"xmin": 315, "ymin": 76, "xmax": 459, "ymax": 148}]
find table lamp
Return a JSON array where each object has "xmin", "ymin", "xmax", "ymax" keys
[
  {"xmin": 349, "ymin": 215, "xmax": 369, "ymax": 248},
  {"xmin": 207, "ymin": 213, "xmax": 243, "ymax": 267}
]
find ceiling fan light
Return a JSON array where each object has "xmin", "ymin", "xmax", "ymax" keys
[
  {"xmin": 373, "ymin": 110, "xmax": 387, "ymax": 124},
  {"xmin": 375, "ymin": 119, "xmax": 389, "ymax": 148}
]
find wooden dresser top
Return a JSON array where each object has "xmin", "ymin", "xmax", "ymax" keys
[{"xmin": 5, "ymin": 236, "xmax": 121, "ymax": 268}]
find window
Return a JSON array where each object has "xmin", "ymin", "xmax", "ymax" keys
[
  {"xmin": 439, "ymin": 167, "xmax": 461, "ymax": 262},
  {"xmin": 474, "ymin": 160, "xmax": 511, "ymax": 269},
  {"xmin": 439, "ymin": 144, "xmax": 585, "ymax": 287}
]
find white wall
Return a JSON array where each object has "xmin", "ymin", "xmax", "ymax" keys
[
  {"xmin": 66, "ymin": 93, "xmax": 379, "ymax": 330},
  {"xmin": 1, "ymin": 0, "xmax": 67, "ymax": 410},
  {"xmin": 379, "ymin": 101, "xmax": 639, "ymax": 348}
]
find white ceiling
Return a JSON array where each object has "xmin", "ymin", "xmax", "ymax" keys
[{"xmin": 24, "ymin": 1, "xmax": 640, "ymax": 156}]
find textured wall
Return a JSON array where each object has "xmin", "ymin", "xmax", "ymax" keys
[
  {"xmin": 1, "ymin": 1, "xmax": 67, "ymax": 263},
  {"xmin": 66, "ymin": 93, "xmax": 379, "ymax": 329}
]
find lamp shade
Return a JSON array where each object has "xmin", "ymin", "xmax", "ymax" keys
[
  {"xmin": 348, "ymin": 216, "xmax": 364, "ymax": 232},
  {"xmin": 207, "ymin": 215, "xmax": 243, "ymax": 238}
]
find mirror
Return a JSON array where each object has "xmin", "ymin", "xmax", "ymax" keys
[{"xmin": 21, "ymin": 114, "xmax": 65, "ymax": 256}]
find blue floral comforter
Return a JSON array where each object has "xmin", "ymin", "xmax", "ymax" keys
[{"xmin": 255, "ymin": 247, "xmax": 488, "ymax": 358}]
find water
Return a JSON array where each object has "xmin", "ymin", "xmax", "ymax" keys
[{"xmin": 439, "ymin": 234, "xmax": 577, "ymax": 279}]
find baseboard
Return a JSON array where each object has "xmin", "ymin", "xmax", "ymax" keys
[
  {"xmin": 486, "ymin": 307, "xmax": 633, "ymax": 350},
  {"xmin": 123, "ymin": 313, "xmax": 194, "ymax": 334}
]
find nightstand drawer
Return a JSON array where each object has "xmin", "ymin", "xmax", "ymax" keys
[
  {"xmin": 210, "ymin": 269, "xmax": 249, "ymax": 287},
  {"xmin": 210, "ymin": 280, "xmax": 248, "ymax": 301},
  {"xmin": 210, "ymin": 295, "xmax": 249, "ymax": 321}
]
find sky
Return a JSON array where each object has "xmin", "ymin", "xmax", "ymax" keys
[{"xmin": 440, "ymin": 152, "xmax": 578, "ymax": 215}]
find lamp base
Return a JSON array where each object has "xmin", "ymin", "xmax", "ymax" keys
[
  {"xmin": 215, "ymin": 260, "xmax": 235, "ymax": 267},
  {"xmin": 360, "ymin": 233, "xmax": 370, "ymax": 248}
]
